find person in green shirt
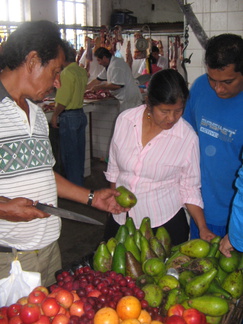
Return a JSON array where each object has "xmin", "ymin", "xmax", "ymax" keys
[{"xmin": 51, "ymin": 42, "xmax": 88, "ymax": 186}]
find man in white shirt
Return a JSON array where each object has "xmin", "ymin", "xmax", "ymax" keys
[{"xmin": 86, "ymin": 47, "xmax": 143, "ymax": 112}]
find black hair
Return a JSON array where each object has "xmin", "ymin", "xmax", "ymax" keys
[
  {"xmin": 94, "ymin": 47, "xmax": 112, "ymax": 59},
  {"xmin": 147, "ymin": 69, "xmax": 189, "ymax": 108},
  {"xmin": 205, "ymin": 34, "xmax": 243, "ymax": 74},
  {"xmin": 63, "ymin": 41, "xmax": 76, "ymax": 63},
  {"xmin": 0, "ymin": 20, "xmax": 67, "ymax": 70},
  {"xmin": 149, "ymin": 53, "xmax": 157, "ymax": 65}
]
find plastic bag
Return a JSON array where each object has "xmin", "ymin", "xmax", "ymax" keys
[{"xmin": 0, "ymin": 260, "xmax": 41, "ymax": 306}]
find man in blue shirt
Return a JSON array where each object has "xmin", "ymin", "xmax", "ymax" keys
[{"xmin": 183, "ymin": 34, "xmax": 243, "ymax": 239}]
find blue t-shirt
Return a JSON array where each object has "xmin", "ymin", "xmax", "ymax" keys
[
  {"xmin": 184, "ymin": 74, "xmax": 243, "ymax": 227},
  {"xmin": 229, "ymin": 163, "xmax": 243, "ymax": 252}
]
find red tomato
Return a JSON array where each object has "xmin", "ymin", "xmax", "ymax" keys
[
  {"xmin": 183, "ymin": 308, "xmax": 204, "ymax": 324},
  {"xmin": 19, "ymin": 303, "xmax": 41, "ymax": 324},
  {"xmin": 32, "ymin": 286, "xmax": 49, "ymax": 297},
  {"xmin": 166, "ymin": 315, "xmax": 187, "ymax": 324},
  {"xmin": 0, "ymin": 314, "xmax": 8, "ymax": 324},
  {"xmin": 55, "ymin": 289, "xmax": 74, "ymax": 309},
  {"xmin": 33, "ymin": 315, "xmax": 51, "ymax": 324},
  {"xmin": 9, "ymin": 315, "xmax": 23, "ymax": 324},
  {"xmin": 28, "ymin": 290, "xmax": 46, "ymax": 304},
  {"xmin": 0, "ymin": 307, "xmax": 8, "ymax": 317},
  {"xmin": 7, "ymin": 304, "xmax": 22, "ymax": 318},
  {"xmin": 41, "ymin": 297, "xmax": 60, "ymax": 317},
  {"xmin": 168, "ymin": 304, "xmax": 185, "ymax": 317},
  {"xmin": 52, "ymin": 314, "xmax": 69, "ymax": 324},
  {"xmin": 69, "ymin": 300, "xmax": 84, "ymax": 317}
]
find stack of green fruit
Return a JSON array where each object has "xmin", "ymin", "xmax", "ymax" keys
[{"xmin": 92, "ymin": 217, "xmax": 243, "ymax": 324}]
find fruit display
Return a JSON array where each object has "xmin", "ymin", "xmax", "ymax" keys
[
  {"xmin": 92, "ymin": 216, "xmax": 243, "ymax": 324},
  {"xmin": 1, "ymin": 216, "xmax": 243, "ymax": 323}
]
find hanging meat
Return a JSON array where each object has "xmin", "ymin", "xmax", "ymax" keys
[{"xmin": 126, "ymin": 40, "xmax": 133, "ymax": 69}]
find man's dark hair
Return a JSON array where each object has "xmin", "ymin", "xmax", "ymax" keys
[
  {"xmin": 63, "ymin": 41, "xmax": 76, "ymax": 63},
  {"xmin": 0, "ymin": 20, "xmax": 67, "ymax": 70},
  {"xmin": 94, "ymin": 47, "xmax": 112, "ymax": 59},
  {"xmin": 147, "ymin": 69, "xmax": 189, "ymax": 108},
  {"xmin": 205, "ymin": 34, "xmax": 243, "ymax": 74}
]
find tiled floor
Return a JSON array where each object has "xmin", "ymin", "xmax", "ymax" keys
[{"xmin": 57, "ymin": 158, "xmax": 109, "ymax": 270}]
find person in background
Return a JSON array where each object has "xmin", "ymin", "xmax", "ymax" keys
[
  {"xmin": 138, "ymin": 45, "xmax": 168, "ymax": 75},
  {"xmin": 51, "ymin": 42, "xmax": 88, "ymax": 186},
  {"xmin": 86, "ymin": 47, "xmax": 143, "ymax": 112},
  {"xmin": 183, "ymin": 34, "xmax": 243, "ymax": 239},
  {"xmin": 0, "ymin": 20, "xmax": 128, "ymax": 286},
  {"xmin": 141, "ymin": 52, "xmax": 162, "ymax": 88},
  {"xmin": 103, "ymin": 69, "xmax": 215, "ymax": 245},
  {"xmin": 219, "ymin": 157, "xmax": 243, "ymax": 257}
]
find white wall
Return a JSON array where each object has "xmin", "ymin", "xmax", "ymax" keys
[{"xmin": 185, "ymin": 0, "xmax": 243, "ymax": 86}]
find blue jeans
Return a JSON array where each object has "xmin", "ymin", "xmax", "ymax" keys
[{"xmin": 59, "ymin": 109, "xmax": 87, "ymax": 186}]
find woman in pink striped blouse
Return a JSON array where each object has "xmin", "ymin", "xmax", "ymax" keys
[{"xmin": 104, "ymin": 69, "xmax": 215, "ymax": 245}]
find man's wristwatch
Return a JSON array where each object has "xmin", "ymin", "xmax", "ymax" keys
[{"xmin": 87, "ymin": 190, "xmax": 95, "ymax": 206}]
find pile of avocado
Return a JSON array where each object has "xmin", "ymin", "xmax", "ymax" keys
[{"xmin": 93, "ymin": 216, "xmax": 243, "ymax": 324}]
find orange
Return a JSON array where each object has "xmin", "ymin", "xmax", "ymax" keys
[
  {"xmin": 116, "ymin": 296, "xmax": 142, "ymax": 320},
  {"xmin": 94, "ymin": 307, "xmax": 119, "ymax": 324},
  {"xmin": 151, "ymin": 321, "xmax": 164, "ymax": 324},
  {"xmin": 121, "ymin": 320, "xmax": 141, "ymax": 324},
  {"xmin": 138, "ymin": 310, "xmax": 152, "ymax": 323}
]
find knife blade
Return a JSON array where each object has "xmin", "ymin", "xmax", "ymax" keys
[{"xmin": 35, "ymin": 202, "xmax": 103, "ymax": 225}]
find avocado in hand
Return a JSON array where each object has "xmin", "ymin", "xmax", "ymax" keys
[{"xmin": 115, "ymin": 186, "xmax": 137, "ymax": 208}]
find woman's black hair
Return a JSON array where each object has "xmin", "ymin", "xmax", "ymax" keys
[
  {"xmin": 147, "ymin": 69, "xmax": 189, "ymax": 108},
  {"xmin": 0, "ymin": 20, "xmax": 66, "ymax": 70}
]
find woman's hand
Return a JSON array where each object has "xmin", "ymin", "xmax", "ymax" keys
[
  {"xmin": 199, "ymin": 226, "xmax": 216, "ymax": 242},
  {"xmin": 92, "ymin": 188, "xmax": 130, "ymax": 214},
  {"xmin": 219, "ymin": 234, "xmax": 234, "ymax": 257}
]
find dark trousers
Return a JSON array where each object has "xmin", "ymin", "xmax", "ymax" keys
[
  {"xmin": 103, "ymin": 208, "xmax": 189, "ymax": 246},
  {"xmin": 59, "ymin": 109, "xmax": 87, "ymax": 186}
]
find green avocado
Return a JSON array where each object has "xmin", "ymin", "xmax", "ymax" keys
[{"xmin": 115, "ymin": 186, "xmax": 137, "ymax": 208}]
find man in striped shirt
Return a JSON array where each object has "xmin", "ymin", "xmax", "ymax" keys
[{"xmin": 0, "ymin": 21, "xmax": 127, "ymax": 287}]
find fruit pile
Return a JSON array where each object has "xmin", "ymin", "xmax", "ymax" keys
[{"xmin": 92, "ymin": 216, "xmax": 243, "ymax": 324}]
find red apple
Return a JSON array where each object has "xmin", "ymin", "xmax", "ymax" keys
[
  {"xmin": 19, "ymin": 303, "xmax": 41, "ymax": 324},
  {"xmin": 28, "ymin": 290, "xmax": 46, "ymax": 304},
  {"xmin": 168, "ymin": 304, "xmax": 185, "ymax": 317},
  {"xmin": 17, "ymin": 297, "xmax": 28, "ymax": 306},
  {"xmin": 52, "ymin": 314, "xmax": 69, "ymax": 324},
  {"xmin": 41, "ymin": 297, "xmax": 60, "ymax": 317},
  {"xmin": 183, "ymin": 308, "xmax": 204, "ymax": 324},
  {"xmin": 166, "ymin": 315, "xmax": 187, "ymax": 324},
  {"xmin": 9, "ymin": 315, "xmax": 23, "ymax": 324},
  {"xmin": 55, "ymin": 289, "xmax": 74, "ymax": 309},
  {"xmin": 0, "ymin": 314, "xmax": 8, "ymax": 324},
  {"xmin": 0, "ymin": 307, "xmax": 8, "ymax": 317},
  {"xmin": 33, "ymin": 286, "xmax": 49, "ymax": 297},
  {"xmin": 87, "ymin": 289, "xmax": 101, "ymax": 298},
  {"xmin": 7, "ymin": 303, "xmax": 22, "ymax": 318},
  {"xmin": 69, "ymin": 300, "xmax": 84, "ymax": 317},
  {"xmin": 33, "ymin": 315, "xmax": 51, "ymax": 324}
]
